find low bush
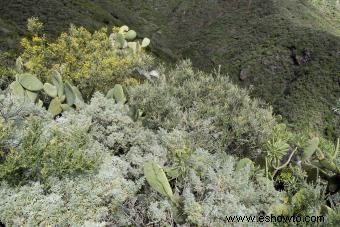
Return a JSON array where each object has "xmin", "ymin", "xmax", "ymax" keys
[
  {"xmin": 19, "ymin": 18, "xmax": 154, "ymax": 99},
  {"xmin": 0, "ymin": 93, "xmax": 102, "ymax": 185},
  {"xmin": 0, "ymin": 92, "xmax": 283, "ymax": 226},
  {"xmin": 128, "ymin": 60, "xmax": 276, "ymax": 159}
]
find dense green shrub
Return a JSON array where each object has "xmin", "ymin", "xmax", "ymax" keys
[
  {"xmin": 19, "ymin": 19, "xmax": 154, "ymax": 99},
  {"xmin": 128, "ymin": 60, "xmax": 276, "ymax": 159},
  {"xmin": 0, "ymin": 93, "xmax": 102, "ymax": 185},
  {"xmin": 0, "ymin": 92, "xmax": 283, "ymax": 226},
  {"xmin": 0, "ymin": 21, "xmax": 338, "ymax": 226}
]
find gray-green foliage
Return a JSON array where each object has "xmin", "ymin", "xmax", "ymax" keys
[
  {"xmin": 8, "ymin": 70, "xmax": 83, "ymax": 116},
  {"xmin": 0, "ymin": 92, "xmax": 101, "ymax": 185},
  {"xmin": 128, "ymin": 60, "xmax": 276, "ymax": 158},
  {"xmin": 106, "ymin": 84, "xmax": 127, "ymax": 104},
  {"xmin": 0, "ymin": 92, "xmax": 283, "ymax": 226}
]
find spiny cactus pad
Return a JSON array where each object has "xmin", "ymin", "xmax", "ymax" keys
[
  {"xmin": 72, "ymin": 86, "xmax": 84, "ymax": 102},
  {"xmin": 64, "ymin": 82, "xmax": 76, "ymax": 106},
  {"xmin": 119, "ymin": 25, "xmax": 129, "ymax": 34},
  {"xmin": 25, "ymin": 90, "xmax": 38, "ymax": 102},
  {"xmin": 112, "ymin": 84, "xmax": 126, "ymax": 104},
  {"xmin": 61, "ymin": 104, "xmax": 72, "ymax": 111},
  {"xmin": 142, "ymin": 38, "xmax": 151, "ymax": 48},
  {"xmin": 128, "ymin": 42, "xmax": 138, "ymax": 54},
  {"xmin": 51, "ymin": 70, "xmax": 63, "ymax": 86},
  {"xmin": 125, "ymin": 30, "xmax": 137, "ymax": 40},
  {"xmin": 9, "ymin": 81, "xmax": 25, "ymax": 97},
  {"xmin": 18, "ymin": 73, "xmax": 43, "ymax": 91},
  {"xmin": 43, "ymin": 83, "xmax": 58, "ymax": 98},
  {"xmin": 48, "ymin": 97, "xmax": 62, "ymax": 116}
]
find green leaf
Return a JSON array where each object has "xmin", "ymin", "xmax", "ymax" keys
[
  {"xmin": 302, "ymin": 137, "xmax": 319, "ymax": 161},
  {"xmin": 144, "ymin": 160, "xmax": 174, "ymax": 201},
  {"xmin": 125, "ymin": 30, "xmax": 137, "ymax": 40},
  {"xmin": 48, "ymin": 97, "xmax": 62, "ymax": 116}
]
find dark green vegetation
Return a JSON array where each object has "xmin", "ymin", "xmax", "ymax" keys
[{"xmin": 1, "ymin": 0, "xmax": 339, "ymax": 138}]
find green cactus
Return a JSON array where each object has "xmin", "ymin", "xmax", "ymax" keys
[
  {"xmin": 9, "ymin": 69, "xmax": 83, "ymax": 115},
  {"xmin": 25, "ymin": 90, "xmax": 38, "ymax": 102},
  {"xmin": 125, "ymin": 30, "xmax": 137, "ymax": 40},
  {"xmin": 116, "ymin": 33, "xmax": 127, "ymax": 49},
  {"xmin": 48, "ymin": 97, "xmax": 63, "ymax": 116},
  {"xmin": 72, "ymin": 86, "xmax": 84, "ymax": 102},
  {"xmin": 18, "ymin": 73, "xmax": 43, "ymax": 91},
  {"xmin": 57, "ymin": 83, "xmax": 64, "ymax": 98},
  {"xmin": 61, "ymin": 104, "xmax": 72, "ymax": 111},
  {"xmin": 119, "ymin": 25, "xmax": 129, "ymax": 34},
  {"xmin": 37, "ymin": 99, "xmax": 44, "ymax": 108},
  {"xmin": 60, "ymin": 95, "xmax": 66, "ymax": 103},
  {"xmin": 9, "ymin": 81, "xmax": 25, "ymax": 97},
  {"xmin": 142, "ymin": 38, "xmax": 151, "ymax": 48},
  {"xmin": 127, "ymin": 42, "xmax": 138, "ymax": 54},
  {"xmin": 43, "ymin": 83, "xmax": 58, "ymax": 98},
  {"xmin": 64, "ymin": 82, "xmax": 76, "ymax": 106},
  {"xmin": 51, "ymin": 70, "xmax": 63, "ymax": 86},
  {"xmin": 112, "ymin": 84, "xmax": 126, "ymax": 104}
]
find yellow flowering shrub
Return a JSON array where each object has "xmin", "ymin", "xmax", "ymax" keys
[{"xmin": 19, "ymin": 20, "xmax": 154, "ymax": 99}]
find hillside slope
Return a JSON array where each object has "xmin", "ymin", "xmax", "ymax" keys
[{"xmin": 0, "ymin": 0, "xmax": 339, "ymax": 137}]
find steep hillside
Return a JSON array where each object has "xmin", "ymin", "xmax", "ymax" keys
[
  {"xmin": 105, "ymin": 0, "xmax": 340, "ymax": 138},
  {"xmin": 0, "ymin": 0, "xmax": 339, "ymax": 137}
]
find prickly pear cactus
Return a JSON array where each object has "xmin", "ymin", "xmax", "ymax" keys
[
  {"xmin": 64, "ymin": 82, "xmax": 76, "ymax": 106},
  {"xmin": 25, "ymin": 90, "xmax": 38, "ymax": 102},
  {"xmin": 112, "ymin": 84, "xmax": 126, "ymax": 104},
  {"xmin": 48, "ymin": 97, "xmax": 63, "ymax": 116},
  {"xmin": 72, "ymin": 86, "xmax": 84, "ymax": 102},
  {"xmin": 119, "ymin": 25, "xmax": 129, "ymax": 34},
  {"xmin": 51, "ymin": 70, "xmax": 63, "ymax": 86},
  {"xmin": 43, "ymin": 83, "xmax": 58, "ymax": 98},
  {"xmin": 125, "ymin": 30, "xmax": 137, "ymax": 40},
  {"xmin": 9, "ymin": 81, "xmax": 25, "ymax": 97},
  {"xmin": 142, "ymin": 38, "xmax": 151, "ymax": 48},
  {"xmin": 18, "ymin": 73, "xmax": 43, "ymax": 91}
]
